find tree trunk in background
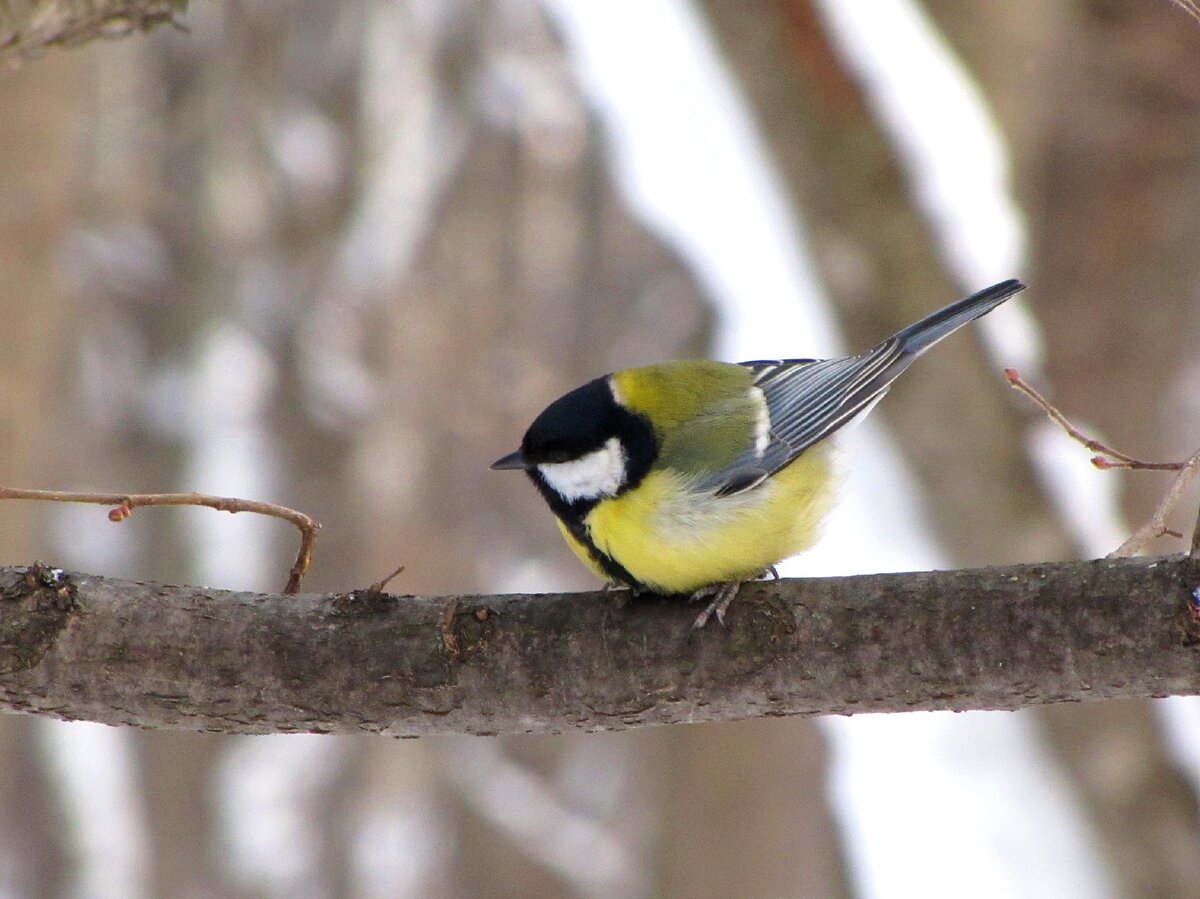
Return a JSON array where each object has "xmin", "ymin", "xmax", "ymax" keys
[
  {"xmin": 138, "ymin": 734, "xmax": 234, "ymax": 899},
  {"xmin": 700, "ymin": 0, "xmax": 1072, "ymax": 569},
  {"xmin": 51, "ymin": 30, "xmax": 269, "ymax": 898},
  {"xmin": 0, "ymin": 48, "xmax": 91, "ymax": 899},
  {"xmin": 923, "ymin": 1, "xmax": 1200, "ymax": 896},
  {"xmin": 1022, "ymin": 0, "xmax": 1200, "ymax": 532},
  {"xmin": 95, "ymin": 2, "xmax": 374, "ymax": 894},
  {"xmin": 698, "ymin": 0, "xmax": 1080, "ymax": 886},
  {"xmin": 656, "ymin": 718, "xmax": 853, "ymax": 899}
]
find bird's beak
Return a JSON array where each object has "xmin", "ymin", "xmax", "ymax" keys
[{"xmin": 490, "ymin": 449, "xmax": 531, "ymax": 470}]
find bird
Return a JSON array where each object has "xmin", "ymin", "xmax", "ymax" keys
[{"xmin": 492, "ymin": 279, "xmax": 1025, "ymax": 628}]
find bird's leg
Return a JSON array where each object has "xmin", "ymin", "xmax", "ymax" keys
[
  {"xmin": 689, "ymin": 581, "xmax": 743, "ymax": 629},
  {"xmin": 604, "ymin": 580, "xmax": 651, "ymax": 595},
  {"xmin": 604, "ymin": 580, "xmax": 650, "ymax": 607},
  {"xmin": 762, "ymin": 566, "xmax": 779, "ymax": 581},
  {"xmin": 602, "ymin": 580, "xmax": 631, "ymax": 608}
]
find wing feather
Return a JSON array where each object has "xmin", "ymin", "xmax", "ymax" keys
[{"xmin": 692, "ymin": 280, "xmax": 1026, "ymax": 497}]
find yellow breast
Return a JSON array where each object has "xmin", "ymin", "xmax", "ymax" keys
[{"xmin": 564, "ymin": 445, "xmax": 836, "ymax": 593}]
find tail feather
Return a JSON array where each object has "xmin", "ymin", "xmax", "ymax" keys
[
  {"xmin": 893, "ymin": 278, "xmax": 1025, "ymax": 358},
  {"xmin": 733, "ymin": 279, "xmax": 1026, "ymax": 477}
]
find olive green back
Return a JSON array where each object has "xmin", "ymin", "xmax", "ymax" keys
[{"xmin": 612, "ymin": 361, "xmax": 757, "ymax": 476}]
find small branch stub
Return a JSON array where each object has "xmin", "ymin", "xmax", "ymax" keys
[{"xmin": 368, "ymin": 564, "xmax": 407, "ymax": 595}]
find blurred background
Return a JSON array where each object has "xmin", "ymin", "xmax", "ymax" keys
[{"xmin": 2, "ymin": 0, "xmax": 1200, "ymax": 896}]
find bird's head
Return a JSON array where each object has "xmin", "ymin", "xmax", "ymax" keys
[{"xmin": 491, "ymin": 376, "xmax": 657, "ymax": 513}]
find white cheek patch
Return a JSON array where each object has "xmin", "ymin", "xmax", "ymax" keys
[{"xmin": 538, "ymin": 436, "xmax": 628, "ymax": 502}]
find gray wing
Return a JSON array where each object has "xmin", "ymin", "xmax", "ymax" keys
[
  {"xmin": 696, "ymin": 340, "xmax": 906, "ymax": 497},
  {"xmin": 745, "ymin": 337, "xmax": 906, "ymax": 457},
  {"xmin": 704, "ymin": 279, "xmax": 1025, "ymax": 497}
]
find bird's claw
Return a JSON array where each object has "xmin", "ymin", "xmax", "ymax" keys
[{"xmin": 690, "ymin": 581, "xmax": 741, "ymax": 629}]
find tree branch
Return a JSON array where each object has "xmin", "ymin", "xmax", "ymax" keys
[
  {"xmin": 0, "ymin": 487, "xmax": 320, "ymax": 593},
  {"xmin": 1005, "ymin": 368, "xmax": 1200, "ymax": 556},
  {"xmin": 1, "ymin": 557, "xmax": 1198, "ymax": 737},
  {"xmin": 0, "ymin": 0, "xmax": 186, "ymax": 62}
]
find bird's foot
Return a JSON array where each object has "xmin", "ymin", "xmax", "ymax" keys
[
  {"xmin": 688, "ymin": 581, "xmax": 743, "ymax": 629},
  {"xmin": 761, "ymin": 566, "xmax": 779, "ymax": 581}
]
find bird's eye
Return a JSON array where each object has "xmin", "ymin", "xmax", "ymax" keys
[{"xmin": 547, "ymin": 449, "xmax": 572, "ymax": 463}]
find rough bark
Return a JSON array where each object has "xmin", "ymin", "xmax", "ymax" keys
[
  {"xmin": 0, "ymin": 44, "xmax": 93, "ymax": 899},
  {"xmin": 1, "ymin": 556, "xmax": 1197, "ymax": 736}
]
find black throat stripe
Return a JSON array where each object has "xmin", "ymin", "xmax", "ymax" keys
[
  {"xmin": 561, "ymin": 516, "xmax": 647, "ymax": 592},
  {"xmin": 528, "ymin": 466, "xmax": 650, "ymax": 591}
]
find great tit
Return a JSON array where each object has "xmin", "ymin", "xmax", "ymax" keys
[{"xmin": 493, "ymin": 279, "xmax": 1025, "ymax": 627}]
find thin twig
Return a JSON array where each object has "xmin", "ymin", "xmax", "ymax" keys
[
  {"xmin": 1005, "ymin": 369, "xmax": 1200, "ymax": 558},
  {"xmin": 1004, "ymin": 369, "xmax": 1180, "ymax": 470},
  {"xmin": 0, "ymin": 487, "xmax": 319, "ymax": 593},
  {"xmin": 1109, "ymin": 449, "xmax": 1200, "ymax": 558}
]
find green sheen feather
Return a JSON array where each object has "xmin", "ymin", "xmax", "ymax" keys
[{"xmin": 611, "ymin": 361, "xmax": 757, "ymax": 475}]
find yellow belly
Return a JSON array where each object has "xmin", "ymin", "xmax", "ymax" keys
[{"xmin": 556, "ymin": 445, "xmax": 836, "ymax": 593}]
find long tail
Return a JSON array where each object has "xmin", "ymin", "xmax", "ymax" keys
[
  {"xmin": 892, "ymin": 278, "xmax": 1025, "ymax": 358},
  {"xmin": 740, "ymin": 279, "xmax": 1026, "ymax": 464}
]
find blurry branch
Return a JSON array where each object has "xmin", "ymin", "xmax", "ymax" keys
[
  {"xmin": 0, "ymin": 0, "xmax": 185, "ymax": 63},
  {"xmin": 1005, "ymin": 369, "xmax": 1200, "ymax": 559},
  {"xmin": 1, "ymin": 556, "xmax": 1199, "ymax": 737},
  {"xmin": 0, "ymin": 487, "xmax": 319, "ymax": 593},
  {"xmin": 1168, "ymin": 0, "xmax": 1200, "ymax": 28}
]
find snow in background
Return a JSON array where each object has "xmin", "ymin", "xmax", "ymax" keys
[
  {"xmin": 37, "ymin": 1, "xmax": 1200, "ymax": 896},
  {"xmin": 548, "ymin": 0, "xmax": 1118, "ymax": 896},
  {"xmin": 815, "ymin": 0, "xmax": 1200, "ymax": 850},
  {"xmin": 182, "ymin": 323, "xmax": 279, "ymax": 591},
  {"xmin": 38, "ymin": 721, "xmax": 150, "ymax": 899}
]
